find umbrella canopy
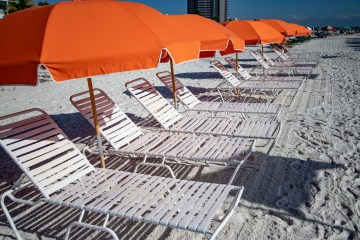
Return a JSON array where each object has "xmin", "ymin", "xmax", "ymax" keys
[
  {"xmin": 166, "ymin": 14, "xmax": 245, "ymax": 58},
  {"xmin": 260, "ymin": 19, "xmax": 297, "ymax": 36},
  {"xmin": 0, "ymin": 0, "xmax": 200, "ymax": 85},
  {"xmin": 289, "ymin": 23, "xmax": 312, "ymax": 36},
  {"xmin": 0, "ymin": 0, "xmax": 202, "ymax": 168},
  {"xmin": 159, "ymin": 14, "xmax": 246, "ymax": 104},
  {"xmin": 222, "ymin": 20, "xmax": 285, "ymax": 45}
]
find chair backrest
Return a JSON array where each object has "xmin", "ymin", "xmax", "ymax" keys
[
  {"xmin": 70, "ymin": 89, "xmax": 143, "ymax": 150},
  {"xmin": 275, "ymin": 45, "xmax": 291, "ymax": 58},
  {"xmin": 125, "ymin": 78, "xmax": 183, "ymax": 129},
  {"xmin": 210, "ymin": 60, "xmax": 241, "ymax": 88},
  {"xmin": 250, "ymin": 51, "xmax": 270, "ymax": 70},
  {"xmin": 0, "ymin": 109, "xmax": 95, "ymax": 198},
  {"xmin": 156, "ymin": 71, "xmax": 201, "ymax": 110},
  {"xmin": 281, "ymin": 44, "xmax": 293, "ymax": 54},
  {"xmin": 272, "ymin": 46, "xmax": 288, "ymax": 61},
  {"xmin": 224, "ymin": 57, "xmax": 252, "ymax": 80},
  {"xmin": 261, "ymin": 52, "xmax": 276, "ymax": 66}
]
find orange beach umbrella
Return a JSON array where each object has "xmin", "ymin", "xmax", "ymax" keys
[
  {"xmin": 260, "ymin": 19, "xmax": 297, "ymax": 36},
  {"xmin": 222, "ymin": 20, "xmax": 285, "ymax": 73},
  {"xmin": 289, "ymin": 23, "xmax": 312, "ymax": 36},
  {"xmin": 222, "ymin": 20, "xmax": 285, "ymax": 45},
  {"xmin": 163, "ymin": 14, "xmax": 246, "ymax": 98},
  {"xmin": 0, "ymin": 1, "xmax": 200, "ymax": 85},
  {"xmin": 166, "ymin": 14, "xmax": 245, "ymax": 58},
  {"xmin": 0, "ymin": 0, "xmax": 201, "ymax": 167}
]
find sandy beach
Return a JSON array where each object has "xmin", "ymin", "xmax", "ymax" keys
[{"xmin": 0, "ymin": 34, "xmax": 359, "ymax": 239}]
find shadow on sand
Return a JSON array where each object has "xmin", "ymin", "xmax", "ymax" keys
[
  {"xmin": 175, "ymin": 71, "xmax": 223, "ymax": 80},
  {"xmin": 0, "ymin": 112, "xmax": 353, "ymax": 239}
]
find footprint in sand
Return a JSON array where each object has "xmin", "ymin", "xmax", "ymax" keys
[
  {"xmin": 304, "ymin": 181, "xmax": 320, "ymax": 208},
  {"xmin": 340, "ymin": 203, "xmax": 354, "ymax": 219},
  {"xmin": 290, "ymin": 225, "xmax": 320, "ymax": 239},
  {"xmin": 290, "ymin": 160, "xmax": 303, "ymax": 171}
]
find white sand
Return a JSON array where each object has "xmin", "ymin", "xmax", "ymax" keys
[{"xmin": 0, "ymin": 35, "xmax": 359, "ymax": 240}]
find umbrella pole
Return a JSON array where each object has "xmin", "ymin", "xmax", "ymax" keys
[
  {"xmin": 235, "ymin": 52, "xmax": 239, "ymax": 75},
  {"xmin": 169, "ymin": 58, "xmax": 177, "ymax": 108},
  {"xmin": 87, "ymin": 77, "xmax": 106, "ymax": 168},
  {"xmin": 235, "ymin": 52, "xmax": 240, "ymax": 96},
  {"xmin": 261, "ymin": 45, "xmax": 265, "ymax": 75}
]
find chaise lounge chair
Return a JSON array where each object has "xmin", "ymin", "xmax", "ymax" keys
[
  {"xmin": 250, "ymin": 50, "xmax": 314, "ymax": 78},
  {"xmin": 125, "ymin": 79, "xmax": 281, "ymax": 160},
  {"xmin": 272, "ymin": 45, "xmax": 320, "ymax": 63},
  {"xmin": 156, "ymin": 71, "xmax": 282, "ymax": 119},
  {"xmin": 224, "ymin": 57, "xmax": 305, "ymax": 82},
  {"xmin": 210, "ymin": 60, "xmax": 302, "ymax": 102},
  {"xmin": 261, "ymin": 50, "xmax": 318, "ymax": 69},
  {"xmin": 0, "ymin": 108, "xmax": 245, "ymax": 240},
  {"xmin": 70, "ymin": 90, "xmax": 255, "ymax": 183},
  {"xmin": 278, "ymin": 44, "xmax": 321, "ymax": 58}
]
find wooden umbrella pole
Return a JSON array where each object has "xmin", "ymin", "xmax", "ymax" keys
[
  {"xmin": 169, "ymin": 58, "xmax": 177, "ymax": 108},
  {"xmin": 261, "ymin": 44, "xmax": 265, "ymax": 75},
  {"xmin": 235, "ymin": 52, "xmax": 239, "ymax": 75},
  {"xmin": 235, "ymin": 52, "xmax": 240, "ymax": 96},
  {"xmin": 87, "ymin": 78, "xmax": 106, "ymax": 168}
]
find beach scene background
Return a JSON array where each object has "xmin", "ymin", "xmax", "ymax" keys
[{"xmin": 0, "ymin": 0, "xmax": 359, "ymax": 239}]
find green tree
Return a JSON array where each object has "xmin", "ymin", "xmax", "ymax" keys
[
  {"xmin": 38, "ymin": 1, "xmax": 49, "ymax": 6},
  {"xmin": 212, "ymin": 15, "xmax": 219, "ymax": 22},
  {"xmin": 8, "ymin": 0, "xmax": 35, "ymax": 14}
]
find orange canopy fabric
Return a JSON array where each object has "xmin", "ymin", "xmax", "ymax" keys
[
  {"xmin": 0, "ymin": 0, "xmax": 200, "ymax": 85},
  {"xmin": 289, "ymin": 23, "xmax": 312, "ymax": 36},
  {"xmin": 222, "ymin": 20, "xmax": 285, "ymax": 45},
  {"xmin": 166, "ymin": 14, "xmax": 245, "ymax": 54},
  {"xmin": 260, "ymin": 19, "xmax": 297, "ymax": 36}
]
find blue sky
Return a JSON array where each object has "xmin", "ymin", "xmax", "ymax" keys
[
  {"xmin": 46, "ymin": 0, "xmax": 360, "ymax": 27},
  {"xmin": 126, "ymin": 0, "xmax": 360, "ymax": 27}
]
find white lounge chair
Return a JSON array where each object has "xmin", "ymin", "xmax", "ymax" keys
[
  {"xmin": 156, "ymin": 71, "xmax": 282, "ymax": 119},
  {"xmin": 0, "ymin": 108, "xmax": 245, "ymax": 240},
  {"xmin": 211, "ymin": 60, "xmax": 303, "ymax": 106},
  {"xmin": 125, "ymin": 79, "xmax": 281, "ymax": 161},
  {"xmin": 261, "ymin": 50, "xmax": 318, "ymax": 69},
  {"xmin": 224, "ymin": 57, "xmax": 305, "ymax": 82},
  {"xmin": 250, "ymin": 50, "xmax": 314, "ymax": 78},
  {"xmin": 279, "ymin": 44, "xmax": 321, "ymax": 58},
  {"xmin": 70, "ymin": 89, "xmax": 255, "ymax": 183},
  {"xmin": 211, "ymin": 60, "xmax": 302, "ymax": 101},
  {"xmin": 272, "ymin": 45, "xmax": 320, "ymax": 63}
]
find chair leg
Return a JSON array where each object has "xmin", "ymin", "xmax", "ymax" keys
[
  {"xmin": 256, "ymin": 136, "xmax": 279, "ymax": 171},
  {"xmin": 207, "ymin": 186, "xmax": 244, "ymax": 240},
  {"xmin": 64, "ymin": 210, "xmax": 119, "ymax": 240},
  {"xmin": 1, "ymin": 189, "xmax": 39, "ymax": 240},
  {"xmin": 227, "ymin": 141, "xmax": 255, "ymax": 185},
  {"xmin": 134, "ymin": 156, "xmax": 176, "ymax": 179},
  {"xmin": 1, "ymin": 190, "xmax": 23, "ymax": 240},
  {"xmin": 255, "ymin": 139, "xmax": 271, "ymax": 148},
  {"xmin": 217, "ymin": 87, "xmax": 225, "ymax": 102}
]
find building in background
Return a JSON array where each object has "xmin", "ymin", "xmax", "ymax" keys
[
  {"xmin": 0, "ymin": 0, "xmax": 17, "ymax": 18},
  {"xmin": 187, "ymin": 0, "xmax": 228, "ymax": 22},
  {"xmin": 0, "ymin": 0, "xmax": 6, "ymax": 18}
]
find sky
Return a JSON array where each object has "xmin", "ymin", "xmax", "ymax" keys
[
  {"xmin": 44, "ymin": 0, "xmax": 360, "ymax": 27},
  {"xmin": 118, "ymin": 0, "xmax": 360, "ymax": 27}
]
